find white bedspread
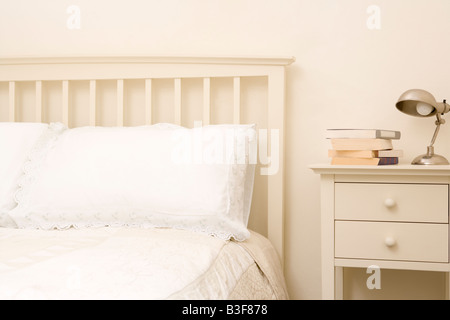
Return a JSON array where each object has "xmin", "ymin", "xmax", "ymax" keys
[{"xmin": 0, "ymin": 227, "xmax": 256, "ymax": 300}]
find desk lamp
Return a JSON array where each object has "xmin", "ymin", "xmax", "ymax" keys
[{"xmin": 396, "ymin": 89, "xmax": 450, "ymax": 165}]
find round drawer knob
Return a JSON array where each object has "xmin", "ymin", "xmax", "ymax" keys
[
  {"xmin": 384, "ymin": 198, "xmax": 396, "ymax": 208},
  {"xmin": 385, "ymin": 237, "xmax": 396, "ymax": 247}
]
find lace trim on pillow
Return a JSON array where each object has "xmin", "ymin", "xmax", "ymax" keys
[
  {"xmin": 12, "ymin": 216, "xmax": 251, "ymax": 241},
  {"xmin": 13, "ymin": 122, "xmax": 67, "ymax": 206}
]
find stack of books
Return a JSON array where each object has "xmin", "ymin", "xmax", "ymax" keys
[{"xmin": 326, "ymin": 128, "xmax": 402, "ymax": 165}]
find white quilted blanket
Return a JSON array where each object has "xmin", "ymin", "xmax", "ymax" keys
[{"xmin": 0, "ymin": 227, "xmax": 257, "ymax": 299}]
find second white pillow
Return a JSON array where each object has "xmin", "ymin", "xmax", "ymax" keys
[{"xmin": 0, "ymin": 122, "xmax": 50, "ymax": 227}]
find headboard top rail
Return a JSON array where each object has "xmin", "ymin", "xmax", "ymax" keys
[{"xmin": 0, "ymin": 55, "xmax": 295, "ymax": 67}]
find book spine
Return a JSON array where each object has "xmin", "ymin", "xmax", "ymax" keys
[
  {"xmin": 377, "ymin": 157, "xmax": 399, "ymax": 165},
  {"xmin": 375, "ymin": 131, "xmax": 401, "ymax": 139}
]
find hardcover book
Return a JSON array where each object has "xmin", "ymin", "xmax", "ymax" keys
[
  {"xmin": 326, "ymin": 129, "xmax": 401, "ymax": 140},
  {"xmin": 330, "ymin": 138, "xmax": 393, "ymax": 151},
  {"xmin": 328, "ymin": 149, "xmax": 403, "ymax": 158},
  {"xmin": 330, "ymin": 157, "xmax": 399, "ymax": 166}
]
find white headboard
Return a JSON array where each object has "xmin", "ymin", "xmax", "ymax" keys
[{"xmin": 0, "ymin": 55, "xmax": 295, "ymax": 261}]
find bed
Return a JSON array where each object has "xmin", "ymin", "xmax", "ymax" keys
[{"xmin": 0, "ymin": 55, "xmax": 295, "ymax": 300}]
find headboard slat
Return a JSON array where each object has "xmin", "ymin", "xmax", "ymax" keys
[
  {"xmin": 62, "ymin": 81, "xmax": 70, "ymax": 126},
  {"xmin": 174, "ymin": 78, "xmax": 182, "ymax": 125},
  {"xmin": 145, "ymin": 79, "xmax": 152, "ymax": 125},
  {"xmin": 9, "ymin": 81, "xmax": 15, "ymax": 122},
  {"xmin": 117, "ymin": 80, "xmax": 124, "ymax": 126},
  {"xmin": 233, "ymin": 77, "xmax": 241, "ymax": 124},
  {"xmin": 89, "ymin": 80, "xmax": 97, "ymax": 126},
  {"xmin": 202, "ymin": 77, "xmax": 211, "ymax": 126},
  {"xmin": 35, "ymin": 81, "xmax": 43, "ymax": 122}
]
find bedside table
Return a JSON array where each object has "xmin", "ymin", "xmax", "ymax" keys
[{"xmin": 310, "ymin": 164, "xmax": 450, "ymax": 300}]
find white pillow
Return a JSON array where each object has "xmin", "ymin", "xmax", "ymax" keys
[
  {"xmin": 9, "ymin": 123, "xmax": 256, "ymax": 241},
  {"xmin": 0, "ymin": 122, "xmax": 50, "ymax": 227}
]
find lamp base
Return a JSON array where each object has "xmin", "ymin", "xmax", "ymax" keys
[{"xmin": 411, "ymin": 153, "xmax": 450, "ymax": 165}]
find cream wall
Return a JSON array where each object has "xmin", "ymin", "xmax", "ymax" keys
[{"xmin": 2, "ymin": 0, "xmax": 450, "ymax": 299}]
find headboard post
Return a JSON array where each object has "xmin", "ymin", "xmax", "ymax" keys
[{"xmin": 267, "ymin": 67, "xmax": 287, "ymax": 264}]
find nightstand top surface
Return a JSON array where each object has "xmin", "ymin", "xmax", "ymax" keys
[{"xmin": 310, "ymin": 164, "xmax": 450, "ymax": 176}]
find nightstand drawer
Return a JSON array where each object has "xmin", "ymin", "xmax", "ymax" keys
[
  {"xmin": 335, "ymin": 183, "xmax": 448, "ymax": 223},
  {"xmin": 335, "ymin": 221, "xmax": 448, "ymax": 263}
]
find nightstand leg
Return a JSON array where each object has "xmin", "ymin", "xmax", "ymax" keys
[
  {"xmin": 335, "ymin": 267, "xmax": 344, "ymax": 300},
  {"xmin": 322, "ymin": 267, "xmax": 344, "ymax": 300},
  {"xmin": 322, "ymin": 266, "xmax": 335, "ymax": 299},
  {"xmin": 321, "ymin": 174, "xmax": 336, "ymax": 300},
  {"xmin": 445, "ymin": 272, "xmax": 450, "ymax": 300}
]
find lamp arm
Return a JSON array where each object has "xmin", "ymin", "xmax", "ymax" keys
[
  {"xmin": 426, "ymin": 100, "xmax": 450, "ymax": 159},
  {"xmin": 429, "ymin": 113, "xmax": 445, "ymax": 148},
  {"xmin": 426, "ymin": 112, "xmax": 446, "ymax": 157},
  {"xmin": 430, "ymin": 99, "xmax": 450, "ymax": 147},
  {"xmin": 429, "ymin": 100, "xmax": 449, "ymax": 148}
]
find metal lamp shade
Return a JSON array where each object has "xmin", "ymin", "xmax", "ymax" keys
[{"xmin": 395, "ymin": 89, "xmax": 440, "ymax": 117}]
